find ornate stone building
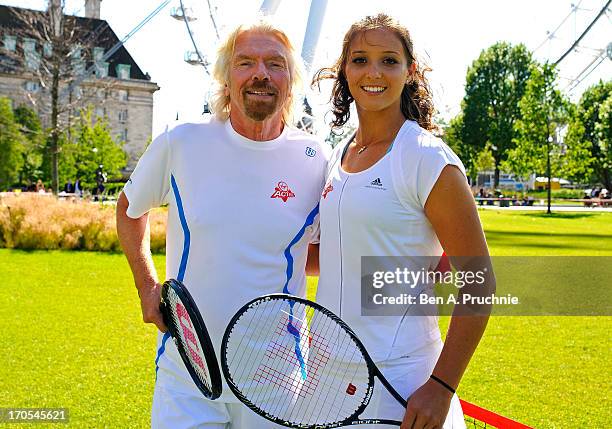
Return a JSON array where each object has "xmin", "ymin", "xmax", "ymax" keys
[{"xmin": 0, "ymin": 2, "xmax": 159, "ymax": 172}]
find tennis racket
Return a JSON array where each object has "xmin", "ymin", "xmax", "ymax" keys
[
  {"xmin": 221, "ymin": 293, "xmax": 408, "ymax": 427},
  {"xmin": 159, "ymin": 279, "xmax": 222, "ymax": 400}
]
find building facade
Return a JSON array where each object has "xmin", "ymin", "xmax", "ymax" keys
[{"xmin": 0, "ymin": 2, "xmax": 159, "ymax": 172}]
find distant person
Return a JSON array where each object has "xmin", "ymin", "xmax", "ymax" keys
[
  {"xmin": 35, "ymin": 179, "xmax": 45, "ymax": 193},
  {"xmin": 478, "ymin": 188, "xmax": 486, "ymax": 205},
  {"xmin": 116, "ymin": 20, "xmax": 329, "ymax": 428},
  {"xmin": 64, "ymin": 180, "xmax": 75, "ymax": 193},
  {"xmin": 74, "ymin": 178, "xmax": 82, "ymax": 197},
  {"xmin": 95, "ymin": 166, "xmax": 106, "ymax": 194}
]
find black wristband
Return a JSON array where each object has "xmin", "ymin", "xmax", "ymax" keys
[{"xmin": 430, "ymin": 374, "xmax": 456, "ymax": 394}]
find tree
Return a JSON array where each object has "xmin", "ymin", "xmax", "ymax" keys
[
  {"xmin": 461, "ymin": 42, "xmax": 533, "ymax": 186},
  {"xmin": 504, "ymin": 63, "xmax": 569, "ymax": 177},
  {"xmin": 0, "ymin": 97, "xmax": 25, "ymax": 189},
  {"xmin": 60, "ymin": 109, "xmax": 126, "ymax": 190},
  {"xmin": 4, "ymin": 3, "xmax": 113, "ymax": 193},
  {"xmin": 503, "ymin": 63, "xmax": 573, "ymax": 213},
  {"xmin": 569, "ymin": 81, "xmax": 612, "ymax": 189},
  {"xmin": 595, "ymin": 96, "xmax": 611, "ymax": 186},
  {"xmin": 444, "ymin": 113, "xmax": 479, "ymax": 183},
  {"xmin": 14, "ymin": 105, "xmax": 44, "ymax": 185}
]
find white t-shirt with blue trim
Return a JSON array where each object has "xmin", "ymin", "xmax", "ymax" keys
[
  {"xmin": 123, "ymin": 116, "xmax": 329, "ymax": 401},
  {"xmin": 317, "ymin": 120, "xmax": 466, "ymax": 362}
]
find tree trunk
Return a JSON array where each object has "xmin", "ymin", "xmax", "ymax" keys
[
  {"xmin": 546, "ymin": 119, "xmax": 552, "ymax": 215},
  {"xmin": 494, "ymin": 166, "xmax": 500, "ymax": 188},
  {"xmin": 50, "ymin": 61, "xmax": 60, "ymax": 194},
  {"xmin": 602, "ymin": 168, "xmax": 611, "ymax": 192}
]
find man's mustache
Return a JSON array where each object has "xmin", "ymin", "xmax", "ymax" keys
[{"xmin": 244, "ymin": 82, "xmax": 278, "ymax": 95}]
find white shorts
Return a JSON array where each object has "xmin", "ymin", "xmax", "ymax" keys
[
  {"xmin": 356, "ymin": 340, "xmax": 466, "ymax": 428},
  {"xmin": 151, "ymin": 383, "xmax": 286, "ymax": 429},
  {"xmin": 151, "ymin": 332, "xmax": 287, "ymax": 429}
]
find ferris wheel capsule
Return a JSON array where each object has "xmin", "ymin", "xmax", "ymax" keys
[{"xmin": 170, "ymin": 6, "xmax": 196, "ymax": 22}]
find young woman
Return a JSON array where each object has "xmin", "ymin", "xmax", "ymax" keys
[{"xmin": 313, "ymin": 14, "xmax": 492, "ymax": 429}]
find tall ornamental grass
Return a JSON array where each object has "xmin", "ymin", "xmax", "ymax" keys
[{"xmin": 0, "ymin": 193, "xmax": 167, "ymax": 252}]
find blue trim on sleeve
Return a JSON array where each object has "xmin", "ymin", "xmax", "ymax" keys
[
  {"xmin": 282, "ymin": 203, "xmax": 320, "ymax": 380},
  {"xmin": 170, "ymin": 174, "xmax": 190, "ymax": 282}
]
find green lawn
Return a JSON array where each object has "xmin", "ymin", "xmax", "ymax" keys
[{"xmin": 0, "ymin": 211, "xmax": 610, "ymax": 428}]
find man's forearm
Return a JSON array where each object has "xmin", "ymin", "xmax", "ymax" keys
[
  {"xmin": 116, "ymin": 192, "xmax": 158, "ymax": 290},
  {"xmin": 306, "ymin": 244, "xmax": 320, "ymax": 276}
]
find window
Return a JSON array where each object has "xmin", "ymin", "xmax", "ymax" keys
[
  {"xmin": 116, "ymin": 64, "xmax": 131, "ymax": 80},
  {"xmin": 95, "ymin": 107, "xmax": 105, "ymax": 119},
  {"xmin": 23, "ymin": 38, "xmax": 36, "ymax": 52},
  {"xmin": 93, "ymin": 47, "xmax": 104, "ymax": 61},
  {"xmin": 95, "ymin": 61, "xmax": 109, "ymax": 78},
  {"xmin": 43, "ymin": 42, "xmax": 52, "ymax": 57},
  {"xmin": 73, "ymin": 86, "xmax": 83, "ymax": 99},
  {"xmin": 118, "ymin": 109, "xmax": 128, "ymax": 123},
  {"xmin": 23, "ymin": 39, "xmax": 40, "ymax": 71},
  {"xmin": 24, "ymin": 81, "xmax": 40, "ymax": 92},
  {"xmin": 117, "ymin": 90, "xmax": 128, "ymax": 101},
  {"xmin": 3, "ymin": 35, "xmax": 16, "ymax": 51},
  {"xmin": 25, "ymin": 51, "xmax": 40, "ymax": 71},
  {"xmin": 119, "ymin": 128, "xmax": 128, "ymax": 142},
  {"xmin": 70, "ymin": 46, "xmax": 84, "ymax": 74},
  {"xmin": 73, "ymin": 60, "xmax": 85, "ymax": 75}
]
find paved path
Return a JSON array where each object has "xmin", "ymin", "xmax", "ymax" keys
[{"xmin": 477, "ymin": 205, "xmax": 612, "ymax": 212}]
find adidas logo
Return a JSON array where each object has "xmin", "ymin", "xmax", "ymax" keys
[{"xmin": 370, "ymin": 178, "xmax": 383, "ymax": 187}]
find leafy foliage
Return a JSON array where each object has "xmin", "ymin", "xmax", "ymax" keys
[
  {"xmin": 461, "ymin": 42, "xmax": 533, "ymax": 185},
  {"xmin": 503, "ymin": 63, "xmax": 571, "ymax": 179},
  {"xmin": 14, "ymin": 105, "xmax": 44, "ymax": 185},
  {"xmin": 569, "ymin": 80, "xmax": 612, "ymax": 188},
  {"xmin": 60, "ymin": 109, "xmax": 127, "ymax": 189},
  {"xmin": 0, "ymin": 98, "xmax": 25, "ymax": 188}
]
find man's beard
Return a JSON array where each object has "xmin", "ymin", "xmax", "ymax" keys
[{"xmin": 242, "ymin": 83, "xmax": 281, "ymax": 121}]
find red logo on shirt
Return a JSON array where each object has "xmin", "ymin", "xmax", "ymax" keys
[
  {"xmin": 271, "ymin": 181, "xmax": 295, "ymax": 202},
  {"xmin": 322, "ymin": 182, "xmax": 333, "ymax": 199}
]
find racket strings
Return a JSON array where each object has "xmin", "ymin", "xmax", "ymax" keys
[
  {"xmin": 308, "ymin": 317, "xmax": 362, "ymax": 425},
  {"xmin": 166, "ymin": 289, "xmax": 212, "ymax": 391},
  {"xmin": 281, "ymin": 308, "xmax": 345, "ymax": 423},
  {"xmin": 224, "ymin": 298, "xmax": 371, "ymax": 426}
]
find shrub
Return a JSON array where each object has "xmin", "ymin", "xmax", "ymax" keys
[{"xmin": 0, "ymin": 193, "xmax": 167, "ymax": 252}]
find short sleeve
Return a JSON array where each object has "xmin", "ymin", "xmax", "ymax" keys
[
  {"xmin": 415, "ymin": 141, "xmax": 466, "ymax": 207},
  {"xmin": 122, "ymin": 127, "xmax": 171, "ymax": 218},
  {"xmin": 309, "ymin": 215, "xmax": 321, "ymax": 244},
  {"xmin": 392, "ymin": 123, "xmax": 466, "ymax": 210}
]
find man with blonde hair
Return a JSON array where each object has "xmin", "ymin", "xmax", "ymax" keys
[{"xmin": 116, "ymin": 20, "xmax": 329, "ymax": 428}]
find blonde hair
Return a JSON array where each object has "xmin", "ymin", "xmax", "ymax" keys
[{"xmin": 211, "ymin": 20, "xmax": 304, "ymax": 124}]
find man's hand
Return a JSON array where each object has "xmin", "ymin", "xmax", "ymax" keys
[
  {"xmin": 138, "ymin": 281, "xmax": 167, "ymax": 332},
  {"xmin": 401, "ymin": 379, "xmax": 453, "ymax": 429}
]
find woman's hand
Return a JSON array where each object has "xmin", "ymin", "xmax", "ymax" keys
[{"xmin": 401, "ymin": 378, "xmax": 453, "ymax": 429}]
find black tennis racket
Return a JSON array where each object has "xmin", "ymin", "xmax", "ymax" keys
[
  {"xmin": 221, "ymin": 294, "xmax": 407, "ymax": 428},
  {"xmin": 159, "ymin": 279, "xmax": 222, "ymax": 400}
]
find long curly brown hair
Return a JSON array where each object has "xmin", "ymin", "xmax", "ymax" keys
[{"xmin": 312, "ymin": 14, "xmax": 436, "ymax": 131}]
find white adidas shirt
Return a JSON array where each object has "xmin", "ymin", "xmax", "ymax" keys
[
  {"xmin": 317, "ymin": 120, "xmax": 466, "ymax": 362},
  {"xmin": 123, "ymin": 117, "xmax": 329, "ymax": 400}
]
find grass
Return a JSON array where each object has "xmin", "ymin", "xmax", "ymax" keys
[{"xmin": 0, "ymin": 211, "xmax": 610, "ymax": 428}]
